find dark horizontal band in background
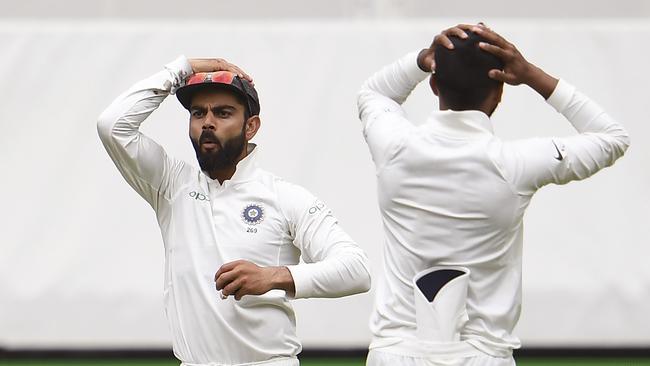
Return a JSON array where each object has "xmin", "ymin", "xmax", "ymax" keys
[{"xmin": 1, "ymin": 347, "xmax": 650, "ymax": 359}]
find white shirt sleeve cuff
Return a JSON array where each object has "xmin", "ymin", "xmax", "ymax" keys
[
  {"xmin": 164, "ymin": 55, "xmax": 194, "ymax": 94},
  {"xmin": 286, "ymin": 264, "xmax": 313, "ymax": 299},
  {"xmin": 546, "ymin": 79, "xmax": 575, "ymax": 112},
  {"xmin": 400, "ymin": 50, "xmax": 431, "ymax": 84}
]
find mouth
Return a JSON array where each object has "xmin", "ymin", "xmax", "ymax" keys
[
  {"xmin": 199, "ymin": 136, "xmax": 220, "ymax": 150},
  {"xmin": 201, "ymin": 141, "xmax": 218, "ymax": 148}
]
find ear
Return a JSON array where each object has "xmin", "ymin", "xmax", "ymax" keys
[
  {"xmin": 244, "ymin": 115, "xmax": 261, "ymax": 141},
  {"xmin": 429, "ymin": 75, "xmax": 439, "ymax": 96}
]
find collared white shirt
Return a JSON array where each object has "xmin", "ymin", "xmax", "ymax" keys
[
  {"xmin": 357, "ymin": 52, "xmax": 629, "ymax": 357},
  {"xmin": 97, "ymin": 56, "xmax": 371, "ymax": 366}
]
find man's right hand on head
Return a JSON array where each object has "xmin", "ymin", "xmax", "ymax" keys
[
  {"xmin": 188, "ymin": 58, "xmax": 254, "ymax": 83},
  {"xmin": 473, "ymin": 25, "xmax": 558, "ymax": 99}
]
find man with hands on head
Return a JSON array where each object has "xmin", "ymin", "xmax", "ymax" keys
[
  {"xmin": 98, "ymin": 55, "xmax": 371, "ymax": 366},
  {"xmin": 357, "ymin": 24, "xmax": 629, "ymax": 365}
]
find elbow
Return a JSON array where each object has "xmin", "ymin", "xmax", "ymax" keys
[
  {"xmin": 611, "ymin": 127, "xmax": 631, "ymax": 159},
  {"xmin": 620, "ymin": 130, "xmax": 631, "ymax": 154},
  {"xmin": 337, "ymin": 252, "xmax": 372, "ymax": 296},
  {"xmin": 357, "ymin": 85, "xmax": 375, "ymax": 122},
  {"xmin": 96, "ymin": 109, "xmax": 115, "ymax": 142},
  {"xmin": 356, "ymin": 90, "xmax": 366, "ymax": 121},
  {"xmin": 354, "ymin": 254, "xmax": 372, "ymax": 294},
  {"xmin": 357, "ymin": 85, "xmax": 369, "ymax": 105},
  {"xmin": 359, "ymin": 270, "xmax": 372, "ymax": 294}
]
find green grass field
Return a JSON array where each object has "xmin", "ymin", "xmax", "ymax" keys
[{"xmin": 2, "ymin": 358, "xmax": 650, "ymax": 366}]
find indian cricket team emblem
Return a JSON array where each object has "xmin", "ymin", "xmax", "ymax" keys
[{"xmin": 241, "ymin": 203, "xmax": 265, "ymax": 225}]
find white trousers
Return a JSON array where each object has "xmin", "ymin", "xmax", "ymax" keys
[
  {"xmin": 366, "ymin": 349, "xmax": 515, "ymax": 366},
  {"xmin": 181, "ymin": 357, "xmax": 298, "ymax": 366}
]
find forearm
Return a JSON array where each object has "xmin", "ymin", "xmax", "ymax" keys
[
  {"xmin": 97, "ymin": 56, "xmax": 191, "ymax": 148},
  {"xmin": 287, "ymin": 249, "xmax": 371, "ymax": 299},
  {"xmin": 268, "ymin": 266, "xmax": 296, "ymax": 297},
  {"xmin": 524, "ymin": 64, "xmax": 559, "ymax": 100},
  {"xmin": 549, "ymin": 80, "xmax": 629, "ymax": 142},
  {"xmin": 357, "ymin": 51, "xmax": 429, "ymax": 123},
  {"xmin": 96, "ymin": 56, "xmax": 192, "ymax": 204},
  {"xmin": 545, "ymin": 79, "xmax": 630, "ymax": 183},
  {"xmin": 280, "ymin": 186, "xmax": 372, "ymax": 299}
]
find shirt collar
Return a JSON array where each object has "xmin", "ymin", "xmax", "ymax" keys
[
  {"xmin": 427, "ymin": 110, "xmax": 494, "ymax": 139},
  {"xmin": 204, "ymin": 143, "xmax": 259, "ymax": 185}
]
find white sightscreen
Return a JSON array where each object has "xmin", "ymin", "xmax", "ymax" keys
[{"xmin": 0, "ymin": 19, "xmax": 648, "ymax": 349}]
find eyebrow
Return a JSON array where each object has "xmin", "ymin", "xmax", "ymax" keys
[{"xmin": 190, "ymin": 104, "xmax": 239, "ymax": 112}]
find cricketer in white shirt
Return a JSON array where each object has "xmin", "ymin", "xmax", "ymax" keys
[
  {"xmin": 357, "ymin": 25, "xmax": 630, "ymax": 365},
  {"xmin": 97, "ymin": 55, "xmax": 371, "ymax": 366}
]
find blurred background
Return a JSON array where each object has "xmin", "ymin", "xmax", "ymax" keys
[{"xmin": 1, "ymin": 0, "xmax": 649, "ymax": 364}]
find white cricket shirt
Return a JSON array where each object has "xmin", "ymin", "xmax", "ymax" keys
[
  {"xmin": 357, "ymin": 52, "xmax": 629, "ymax": 357},
  {"xmin": 97, "ymin": 56, "xmax": 371, "ymax": 366}
]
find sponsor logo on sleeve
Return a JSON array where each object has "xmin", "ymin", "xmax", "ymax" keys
[
  {"xmin": 189, "ymin": 191, "xmax": 210, "ymax": 201},
  {"xmin": 308, "ymin": 200, "xmax": 326, "ymax": 215}
]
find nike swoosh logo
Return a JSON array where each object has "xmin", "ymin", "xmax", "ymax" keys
[{"xmin": 552, "ymin": 141, "xmax": 564, "ymax": 161}]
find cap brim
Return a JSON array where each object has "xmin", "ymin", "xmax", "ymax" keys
[{"xmin": 176, "ymin": 82, "xmax": 248, "ymax": 111}]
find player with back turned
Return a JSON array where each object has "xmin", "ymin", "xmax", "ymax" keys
[
  {"xmin": 97, "ymin": 56, "xmax": 371, "ymax": 366},
  {"xmin": 357, "ymin": 24, "xmax": 629, "ymax": 365}
]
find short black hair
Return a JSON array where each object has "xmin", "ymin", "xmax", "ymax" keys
[{"xmin": 433, "ymin": 31, "xmax": 504, "ymax": 111}]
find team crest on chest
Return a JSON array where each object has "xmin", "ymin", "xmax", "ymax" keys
[{"xmin": 241, "ymin": 203, "xmax": 265, "ymax": 225}]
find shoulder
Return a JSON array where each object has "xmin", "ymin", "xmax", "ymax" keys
[
  {"xmin": 247, "ymin": 169, "xmax": 317, "ymax": 205},
  {"xmin": 273, "ymin": 176, "xmax": 317, "ymax": 204}
]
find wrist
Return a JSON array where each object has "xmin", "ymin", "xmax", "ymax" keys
[
  {"xmin": 524, "ymin": 64, "xmax": 558, "ymax": 100},
  {"xmin": 519, "ymin": 62, "xmax": 539, "ymax": 85},
  {"xmin": 271, "ymin": 266, "xmax": 296, "ymax": 296},
  {"xmin": 416, "ymin": 48, "xmax": 431, "ymax": 72}
]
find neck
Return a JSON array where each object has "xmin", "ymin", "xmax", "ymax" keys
[
  {"xmin": 438, "ymin": 100, "xmax": 494, "ymax": 117},
  {"xmin": 208, "ymin": 166, "xmax": 237, "ymax": 184}
]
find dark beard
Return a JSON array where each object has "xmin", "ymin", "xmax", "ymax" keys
[{"xmin": 191, "ymin": 128, "xmax": 246, "ymax": 172}]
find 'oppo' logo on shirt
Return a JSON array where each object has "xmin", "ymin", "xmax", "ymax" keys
[
  {"xmin": 189, "ymin": 191, "xmax": 209, "ymax": 201},
  {"xmin": 309, "ymin": 200, "xmax": 325, "ymax": 214}
]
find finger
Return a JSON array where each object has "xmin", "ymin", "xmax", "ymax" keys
[
  {"xmin": 227, "ymin": 63, "xmax": 253, "ymax": 83},
  {"xmin": 214, "ymin": 264, "xmax": 231, "ymax": 282},
  {"xmin": 478, "ymin": 42, "xmax": 508, "ymax": 59},
  {"xmin": 215, "ymin": 260, "xmax": 243, "ymax": 282},
  {"xmin": 222, "ymin": 278, "xmax": 243, "ymax": 297},
  {"xmin": 215, "ymin": 269, "xmax": 239, "ymax": 290},
  {"xmin": 472, "ymin": 26, "xmax": 510, "ymax": 49},
  {"xmin": 226, "ymin": 64, "xmax": 245, "ymax": 77},
  {"xmin": 234, "ymin": 288, "xmax": 246, "ymax": 301},
  {"xmin": 237, "ymin": 69, "xmax": 254, "ymax": 83},
  {"xmin": 231, "ymin": 65, "xmax": 248, "ymax": 79},
  {"xmin": 433, "ymin": 34, "xmax": 454, "ymax": 50},
  {"xmin": 455, "ymin": 23, "xmax": 478, "ymax": 31},
  {"xmin": 443, "ymin": 27, "xmax": 469, "ymax": 40},
  {"xmin": 487, "ymin": 69, "xmax": 511, "ymax": 83}
]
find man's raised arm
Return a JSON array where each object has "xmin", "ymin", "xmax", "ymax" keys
[{"xmin": 475, "ymin": 25, "xmax": 630, "ymax": 192}]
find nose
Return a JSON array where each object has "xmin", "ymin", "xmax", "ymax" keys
[{"xmin": 202, "ymin": 112, "xmax": 217, "ymax": 130}]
